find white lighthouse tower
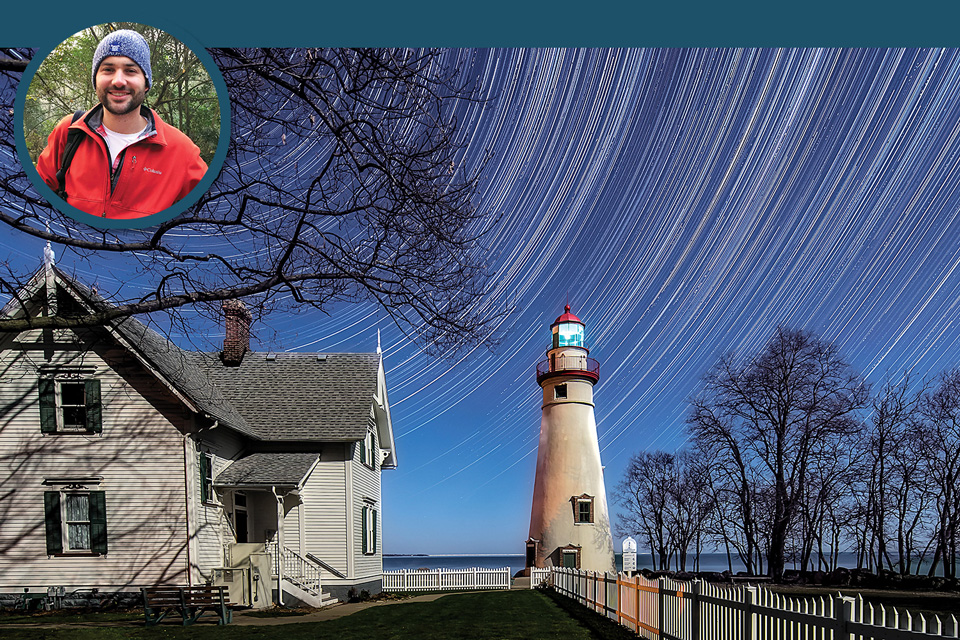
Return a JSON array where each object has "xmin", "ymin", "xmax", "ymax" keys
[{"xmin": 526, "ymin": 305, "xmax": 615, "ymax": 572}]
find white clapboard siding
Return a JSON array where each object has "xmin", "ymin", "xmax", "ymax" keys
[
  {"xmin": 352, "ymin": 419, "xmax": 382, "ymax": 581},
  {"xmin": 300, "ymin": 444, "xmax": 349, "ymax": 578},
  {"xmin": 383, "ymin": 568, "xmax": 511, "ymax": 591},
  {"xmin": 0, "ymin": 341, "xmax": 197, "ymax": 591},
  {"xmin": 549, "ymin": 567, "xmax": 960, "ymax": 640},
  {"xmin": 193, "ymin": 433, "xmax": 244, "ymax": 579}
]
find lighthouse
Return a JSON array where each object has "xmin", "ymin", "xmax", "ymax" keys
[{"xmin": 526, "ymin": 306, "xmax": 615, "ymax": 572}]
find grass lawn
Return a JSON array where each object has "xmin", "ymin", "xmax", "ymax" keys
[{"xmin": 0, "ymin": 589, "xmax": 636, "ymax": 640}]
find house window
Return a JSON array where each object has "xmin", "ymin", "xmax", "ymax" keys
[
  {"xmin": 554, "ymin": 384, "xmax": 567, "ymax": 400},
  {"xmin": 39, "ymin": 378, "xmax": 102, "ymax": 434},
  {"xmin": 361, "ymin": 505, "xmax": 378, "ymax": 555},
  {"xmin": 562, "ymin": 549, "xmax": 579, "ymax": 569},
  {"xmin": 573, "ymin": 495, "xmax": 594, "ymax": 524},
  {"xmin": 200, "ymin": 452, "xmax": 215, "ymax": 503},
  {"xmin": 43, "ymin": 491, "xmax": 107, "ymax": 555}
]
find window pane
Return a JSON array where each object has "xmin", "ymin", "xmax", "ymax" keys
[
  {"xmin": 557, "ymin": 323, "xmax": 584, "ymax": 347},
  {"xmin": 578, "ymin": 500, "xmax": 592, "ymax": 523},
  {"xmin": 68, "ymin": 523, "xmax": 91, "ymax": 550},
  {"xmin": 64, "ymin": 494, "xmax": 89, "ymax": 521},
  {"xmin": 60, "ymin": 383, "xmax": 86, "ymax": 406},
  {"xmin": 62, "ymin": 406, "xmax": 87, "ymax": 428}
]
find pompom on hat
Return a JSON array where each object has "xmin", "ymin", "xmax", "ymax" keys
[{"xmin": 91, "ymin": 30, "xmax": 152, "ymax": 88}]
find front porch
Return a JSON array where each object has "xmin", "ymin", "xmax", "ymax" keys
[{"xmin": 213, "ymin": 457, "xmax": 339, "ymax": 608}]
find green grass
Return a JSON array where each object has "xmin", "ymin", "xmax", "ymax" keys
[
  {"xmin": 0, "ymin": 609, "xmax": 142, "ymax": 625},
  {"xmin": 0, "ymin": 590, "xmax": 629, "ymax": 640}
]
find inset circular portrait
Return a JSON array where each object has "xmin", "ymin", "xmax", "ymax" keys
[{"xmin": 15, "ymin": 22, "xmax": 229, "ymax": 229}]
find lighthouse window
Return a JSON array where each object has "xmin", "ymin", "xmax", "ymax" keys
[
  {"xmin": 554, "ymin": 384, "xmax": 567, "ymax": 399},
  {"xmin": 575, "ymin": 497, "xmax": 594, "ymax": 524},
  {"xmin": 555, "ymin": 322, "xmax": 584, "ymax": 348}
]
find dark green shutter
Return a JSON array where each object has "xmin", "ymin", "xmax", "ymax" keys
[
  {"xmin": 85, "ymin": 380, "xmax": 102, "ymax": 433},
  {"xmin": 89, "ymin": 491, "xmax": 107, "ymax": 554},
  {"xmin": 199, "ymin": 454, "xmax": 210, "ymax": 502},
  {"xmin": 361, "ymin": 507, "xmax": 368, "ymax": 554},
  {"xmin": 43, "ymin": 491, "xmax": 63, "ymax": 554},
  {"xmin": 372, "ymin": 509, "xmax": 378, "ymax": 554},
  {"xmin": 359, "ymin": 438, "xmax": 366, "ymax": 465},
  {"xmin": 39, "ymin": 379, "xmax": 57, "ymax": 433}
]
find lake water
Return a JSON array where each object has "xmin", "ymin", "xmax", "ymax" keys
[{"xmin": 383, "ymin": 552, "xmax": 916, "ymax": 575}]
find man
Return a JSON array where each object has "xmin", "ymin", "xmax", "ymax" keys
[{"xmin": 36, "ymin": 29, "xmax": 208, "ymax": 220}]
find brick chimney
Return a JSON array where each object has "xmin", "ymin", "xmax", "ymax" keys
[{"xmin": 221, "ymin": 300, "xmax": 252, "ymax": 366}]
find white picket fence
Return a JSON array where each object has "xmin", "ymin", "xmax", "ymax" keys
[
  {"xmin": 530, "ymin": 567, "xmax": 551, "ymax": 588},
  {"xmin": 548, "ymin": 567, "xmax": 960, "ymax": 639},
  {"xmin": 382, "ymin": 567, "xmax": 511, "ymax": 592}
]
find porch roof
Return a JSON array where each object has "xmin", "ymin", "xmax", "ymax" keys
[{"xmin": 214, "ymin": 452, "xmax": 320, "ymax": 488}]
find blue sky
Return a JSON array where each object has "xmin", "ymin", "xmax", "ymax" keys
[{"xmin": 5, "ymin": 17, "xmax": 960, "ymax": 555}]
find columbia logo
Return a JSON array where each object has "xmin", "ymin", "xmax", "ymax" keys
[
  {"xmin": 110, "ymin": 44, "xmax": 120, "ymax": 53},
  {"xmin": 144, "ymin": 168, "xmax": 162, "ymax": 175}
]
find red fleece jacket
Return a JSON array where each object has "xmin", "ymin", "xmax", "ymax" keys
[{"xmin": 36, "ymin": 106, "xmax": 208, "ymax": 220}]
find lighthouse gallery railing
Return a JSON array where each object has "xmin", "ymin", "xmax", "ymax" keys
[{"xmin": 536, "ymin": 355, "xmax": 599, "ymax": 381}]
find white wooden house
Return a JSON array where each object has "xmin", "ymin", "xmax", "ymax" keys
[{"xmin": 0, "ymin": 262, "xmax": 397, "ymax": 606}]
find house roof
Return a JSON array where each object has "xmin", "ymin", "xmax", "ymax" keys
[
  {"xmin": 213, "ymin": 452, "xmax": 320, "ymax": 488},
  {"xmin": 111, "ymin": 317, "xmax": 252, "ymax": 433},
  {"xmin": 192, "ymin": 352, "xmax": 381, "ymax": 441},
  {"xmin": 5, "ymin": 265, "xmax": 390, "ymax": 447}
]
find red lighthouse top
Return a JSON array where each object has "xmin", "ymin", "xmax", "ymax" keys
[
  {"xmin": 551, "ymin": 304, "xmax": 583, "ymax": 327},
  {"xmin": 537, "ymin": 305, "xmax": 599, "ymax": 384}
]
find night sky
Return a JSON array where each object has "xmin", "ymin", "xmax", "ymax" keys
[{"xmin": 5, "ymin": 48, "xmax": 960, "ymax": 554}]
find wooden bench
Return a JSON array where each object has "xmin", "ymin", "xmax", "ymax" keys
[{"xmin": 141, "ymin": 585, "xmax": 233, "ymax": 626}]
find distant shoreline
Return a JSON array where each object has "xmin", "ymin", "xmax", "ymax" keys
[{"xmin": 386, "ymin": 553, "xmax": 523, "ymax": 557}]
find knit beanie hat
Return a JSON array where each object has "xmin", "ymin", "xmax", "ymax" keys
[{"xmin": 91, "ymin": 30, "xmax": 152, "ymax": 88}]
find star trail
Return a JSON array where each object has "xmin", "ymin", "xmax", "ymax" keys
[{"xmin": 5, "ymin": 48, "xmax": 960, "ymax": 553}]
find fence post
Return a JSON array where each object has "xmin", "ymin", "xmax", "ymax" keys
[
  {"xmin": 834, "ymin": 595, "xmax": 854, "ymax": 640},
  {"xmin": 635, "ymin": 575, "xmax": 640, "ymax": 635},
  {"xmin": 402, "ymin": 569, "xmax": 407, "ymax": 591},
  {"xmin": 658, "ymin": 577, "xmax": 666, "ymax": 640},
  {"xmin": 691, "ymin": 579, "xmax": 701, "ymax": 640},
  {"xmin": 742, "ymin": 586, "xmax": 756, "ymax": 640}
]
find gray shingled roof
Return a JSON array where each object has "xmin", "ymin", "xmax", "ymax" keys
[
  {"xmin": 214, "ymin": 452, "xmax": 319, "ymax": 487},
  {"xmin": 192, "ymin": 352, "xmax": 381, "ymax": 441},
  {"xmin": 48, "ymin": 266, "xmax": 380, "ymax": 443},
  {"xmin": 112, "ymin": 318, "xmax": 252, "ymax": 433}
]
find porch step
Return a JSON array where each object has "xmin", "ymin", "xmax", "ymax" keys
[{"xmin": 281, "ymin": 578, "xmax": 337, "ymax": 608}]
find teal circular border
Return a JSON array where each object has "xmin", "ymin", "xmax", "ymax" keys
[{"xmin": 13, "ymin": 20, "xmax": 230, "ymax": 231}]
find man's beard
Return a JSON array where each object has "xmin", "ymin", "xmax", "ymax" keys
[{"xmin": 97, "ymin": 85, "xmax": 147, "ymax": 116}]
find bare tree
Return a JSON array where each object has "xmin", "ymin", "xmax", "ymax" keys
[
  {"xmin": 0, "ymin": 48, "xmax": 502, "ymax": 353},
  {"xmin": 690, "ymin": 417, "xmax": 765, "ymax": 575},
  {"xmin": 687, "ymin": 327, "xmax": 868, "ymax": 582},
  {"xmin": 666, "ymin": 450, "xmax": 713, "ymax": 572},
  {"xmin": 919, "ymin": 368, "xmax": 960, "ymax": 579},
  {"xmin": 616, "ymin": 451, "xmax": 675, "ymax": 570},
  {"xmin": 850, "ymin": 374, "xmax": 932, "ymax": 574},
  {"xmin": 615, "ymin": 449, "xmax": 713, "ymax": 572}
]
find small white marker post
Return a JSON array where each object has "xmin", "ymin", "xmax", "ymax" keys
[{"xmin": 622, "ymin": 537, "xmax": 637, "ymax": 574}]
